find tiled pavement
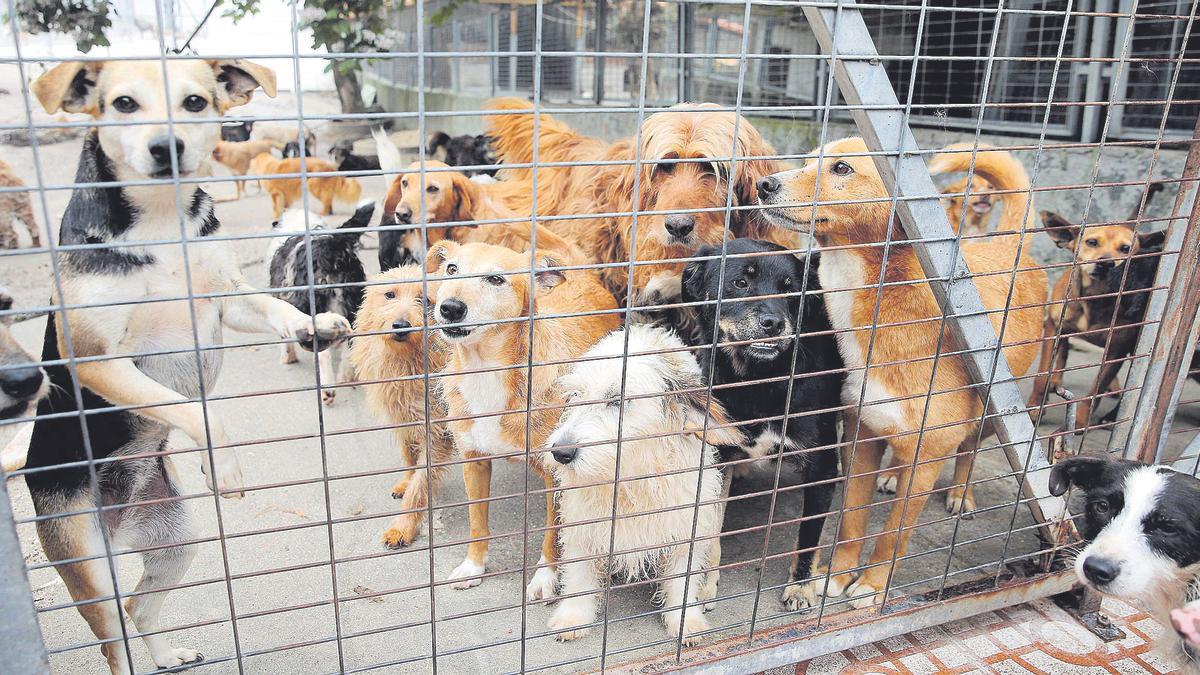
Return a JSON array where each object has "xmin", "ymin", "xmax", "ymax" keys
[{"xmin": 781, "ymin": 598, "xmax": 1179, "ymax": 675}]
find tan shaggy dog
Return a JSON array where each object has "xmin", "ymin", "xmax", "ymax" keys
[
  {"xmin": 210, "ymin": 139, "xmax": 282, "ymax": 201},
  {"xmin": 382, "ymin": 160, "xmax": 586, "ymax": 265},
  {"xmin": 758, "ymin": 139, "xmax": 1047, "ymax": 608},
  {"xmin": 249, "ymin": 153, "xmax": 362, "ymax": 218},
  {"xmin": 486, "ymin": 98, "xmax": 794, "ymax": 305},
  {"xmin": 348, "ymin": 266, "xmax": 455, "ymax": 548},
  {"xmin": 943, "ymin": 174, "xmax": 997, "ymax": 236},
  {"xmin": 427, "ymin": 239, "xmax": 620, "ymax": 601},
  {"xmin": 0, "ymin": 159, "xmax": 41, "ymax": 248}
]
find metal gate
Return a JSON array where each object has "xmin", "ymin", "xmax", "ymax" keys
[{"xmin": 1, "ymin": 0, "xmax": 1198, "ymax": 673}]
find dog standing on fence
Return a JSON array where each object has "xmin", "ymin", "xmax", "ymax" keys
[{"xmin": 26, "ymin": 59, "xmax": 349, "ymax": 675}]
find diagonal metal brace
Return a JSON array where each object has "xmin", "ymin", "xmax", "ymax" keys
[{"xmin": 802, "ymin": 1, "xmax": 1065, "ymax": 529}]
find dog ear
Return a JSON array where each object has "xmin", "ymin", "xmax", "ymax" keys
[
  {"xmin": 681, "ymin": 246, "xmax": 715, "ymax": 303},
  {"xmin": 1048, "ymin": 454, "xmax": 1129, "ymax": 496},
  {"xmin": 534, "ymin": 255, "xmax": 566, "ymax": 289},
  {"xmin": 679, "ymin": 386, "xmax": 745, "ymax": 448},
  {"xmin": 449, "ymin": 172, "xmax": 477, "ymax": 222},
  {"xmin": 32, "ymin": 61, "xmax": 103, "ymax": 115},
  {"xmin": 426, "ymin": 240, "xmax": 459, "ymax": 274},
  {"xmin": 209, "ymin": 59, "xmax": 277, "ymax": 110},
  {"xmin": 1138, "ymin": 229, "xmax": 1167, "ymax": 251},
  {"xmin": 1041, "ymin": 210, "xmax": 1080, "ymax": 249}
]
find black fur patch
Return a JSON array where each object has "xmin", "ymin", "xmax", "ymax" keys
[
  {"xmin": 427, "ymin": 132, "xmax": 498, "ymax": 177},
  {"xmin": 269, "ymin": 204, "xmax": 372, "ymax": 326}
]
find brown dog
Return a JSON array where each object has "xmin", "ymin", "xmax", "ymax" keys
[
  {"xmin": 427, "ymin": 240, "xmax": 620, "ymax": 601},
  {"xmin": 348, "ymin": 265, "xmax": 455, "ymax": 548},
  {"xmin": 0, "ymin": 159, "xmax": 41, "ymax": 248},
  {"xmin": 382, "ymin": 160, "xmax": 586, "ymax": 265},
  {"xmin": 210, "ymin": 139, "xmax": 282, "ymax": 200},
  {"xmin": 249, "ymin": 153, "xmax": 362, "ymax": 218},
  {"xmin": 758, "ymin": 139, "xmax": 1047, "ymax": 608},
  {"xmin": 943, "ymin": 174, "xmax": 996, "ymax": 236}
]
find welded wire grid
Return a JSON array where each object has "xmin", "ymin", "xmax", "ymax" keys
[{"xmin": 1, "ymin": 0, "xmax": 1200, "ymax": 673}]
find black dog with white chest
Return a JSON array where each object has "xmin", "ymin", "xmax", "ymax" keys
[
  {"xmin": 1051, "ymin": 454, "xmax": 1200, "ymax": 672},
  {"xmin": 681, "ymin": 238, "xmax": 844, "ymax": 611}
]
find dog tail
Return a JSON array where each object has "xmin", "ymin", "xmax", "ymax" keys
[
  {"xmin": 373, "ymin": 128, "xmax": 404, "ymax": 174},
  {"xmin": 930, "ymin": 143, "xmax": 1032, "ymax": 233},
  {"xmin": 338, "ymin": 201, "xmax": 376, "ymax": 241},
  {"xmin": 426, "ymin": 131, "xmax": 452, "ymax": 157},
  {"xmin": 485, "ymin": 97, "xmax": 584, "ymax": 180}
]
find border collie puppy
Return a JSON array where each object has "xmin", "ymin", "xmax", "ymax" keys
[
  {"xmin": 330, "ymin": 139, "xmax": 381, "ymax": 172},
  {"xmin": 427, "ymin": 131, "xmax": 499, "ymax": 176},
  {"xmin": 270, "ymin": 203, "xmax": 373, "ymax": 405},
  {"xmin": 1050, "ymin": 454, "xmax": 1200, "ymax": 672},
  {"xmin": 681, "ymin": 238, "xmax": 844, "ymax": 611}
]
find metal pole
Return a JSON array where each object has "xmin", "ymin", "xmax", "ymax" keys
[
  {"xmin": 0, "ymin": 473, "xmax": 51, "ymax": 674},
  {"xmin": 802, "ymin": 0, "xmax": 1065, "ymax": 528},
  {"xmin": 594, "ymin": 0, "xmax": 607, "ymax": 104},
  {"xmin": 677, "ymin": 0, "xmax": 692, "ymax": 102}
]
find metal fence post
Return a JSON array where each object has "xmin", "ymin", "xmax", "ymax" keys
[
  {"xmin": 594, "ymin": 0, "xmax": 608, "ymax": 104},
  {"xmin": 0, "ymin": 474, "xmax": 50, "ymax": 674},
  {"xmin": 802, "ymin": 0, "xmax": 1066, "ymax": 530}
]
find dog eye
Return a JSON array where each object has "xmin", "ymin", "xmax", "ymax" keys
[
  {"xmin": 445, "ymin": 263, "xmax": 458, "ymax": 275},
  {"xmin": 1119, "ymin": 244, "xmax": 1131, "ymax": 254},
  {"xmin": 427, "ymin": 185, "xmax": 439, "ymax": 193},
  {"xmin": 486, "ymin": 275, "xmax": 506, "ymax": 286},
  {"xmin": 112, "ymin": 96, "xmax": 139, "ymax": 113},
  {"xmin": 1150, "ymin": 519, "xmax": 1178, "ymax": 535},
  {"xmin": 733, "ymin": 278, "xmax": 748, "ymax": 289},
  {"xmin": 1089, "ymin": 499, "xmax": 1110, "ymax": 514},
  {"xmin": 655, "ymin": 160, "xmax": 676, "ymax": 175},
  {"xmin": 831, "ymin": 161, "xmax": 853, "ymax": 176},
  {"xmin": 182, "ymin": 95, "xmax": 208, "ymax": 113},
  {"xmin": 384, "ymin": 290, "xmax": 396, "ymax": 300},
  {"xmin": 1085, "ymin": 238, "xmax": 1099, "ymax": 247}
]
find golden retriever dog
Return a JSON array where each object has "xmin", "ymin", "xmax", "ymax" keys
[
  {"xmin": 943, "ymin": 174, "xmax": 997, "ymax": 236},
  {"xmin": 427, "ymin": 240, "xmax": 620, "ymax": 601},
  {"xmin": 348, "ymin": 266, "xmax": 455, "ymax": 548},
  {"xmin": 380, "ymin": 160, "xmax": 586, "ymax": 266},
  {"xmin": 486, "ymin": 98, "xmax": 795, "ymax": 305},
  {"xmin": 210, "ymin": 138, "xmax": 282, "ymax": 200},
  {"xmin": 757, "ymin": 139, "xmax": 1047, "ymax": 608},
  {"xmin": 249, "ymin": 153, "xmax": 362, "ymax": 218}
]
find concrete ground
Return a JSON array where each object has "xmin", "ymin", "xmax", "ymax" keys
[{"xmin": 2, "ymin": 80, "xmax": 1199, "ymax": 674}]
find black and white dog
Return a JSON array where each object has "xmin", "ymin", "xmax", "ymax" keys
[
  {"xmin": 26, "ymin": 59, "xmax": 349, "ymax": 674},
  {"xmin": 1051, "ymin": 454, "xmax": 1200, "ymax": 672},
  {"xmin": 681, "ymin": 238, "xmax": 844, "ymax": 611},
  {"xmin": 330, "ymin": 139, "xmax": 381, "ymax": 172},
  {"xmin": 269, "ymin": 203, "xmax": 372, "ymax": 405},
  {"xmin": 427, "ymin": 131, "xmax": 499, "ymax": 176}
]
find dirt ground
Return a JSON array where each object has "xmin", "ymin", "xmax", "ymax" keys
[{"xmin": 2, "ymin": 72, "xmax": 1198, "ymax": 674}]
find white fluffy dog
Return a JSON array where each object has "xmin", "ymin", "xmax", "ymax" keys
[{"xmin": 540, "ymin": 325, "xmax": 742, "ymax": 645}]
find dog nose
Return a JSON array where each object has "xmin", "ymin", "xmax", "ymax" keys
[
  {"xmin": 390, "ymin": 318, "xmax": 412, "ymax": 340},
  {"xmin": 759, "ymin": 315, "xmax": 784, "ymax": 336},
  {"xmin": 0, "ymin": 366, "xmax": 44, "ymax": 399},
  {"xmin": 1082, "ymin": 556, "xmax": 1120, "ymax": 585},
  {"xmin": 395, "ymin": 206, "xmax": 412, "ymax": 224},
  {"xmin": 439, "ymin": 298, "xmax": 467, "ymax": 322},
  {"xmin": 148, "ymin": 136, "xmax": 185, "ymax": 167},
  {"xmin": 664, "ymin": 214, "xmax": 695, "ymax": 239},
  {"xmin": 757, "ymin": 176, "xmax": 781, "ymax": 199},
  {"xmin": 550, "ymin": 438, "xmax": 578, "ymax": 465}
]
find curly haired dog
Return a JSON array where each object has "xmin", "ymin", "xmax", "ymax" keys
[
  {"xmin": 348, "ymin": 265, "xmax": 455, "ymax": 548},
  {"xmin": 486, "ymin": 99, "xmax": 795, "ymax": 307},
  {"xmin": 758, "ymin": 140, "xmax": 1047, "ymax": 608}
]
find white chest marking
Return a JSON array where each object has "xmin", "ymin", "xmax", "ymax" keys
[
  {"xmin": 743, "ymin": 429, "xmax": 795, "ymax": 460},
  {"xmin": 459, "ymin": 367, "xmax": 515, "ymax": 455}
]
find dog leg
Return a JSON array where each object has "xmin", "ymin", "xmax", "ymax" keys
[
  {"xmin": 945, "ymin": 437, "xmax": 978, "ymax": 517},
  {"xmin": 1079, "ymin": 339, "xmax": 1129, "ymax": 429},
  {"xmin": 699, "ymin": 471, "xmax": 733, "ymax": 611},
  {"xmin": 846, "ymin": 450, "xmax": 944, "ymax": 609},
  {"xmin": 448, "ymin": 455, "xmax": 491, "ymax": 589},
  {"xmin": 391, "ymin": 441, "xmax": 417, "ymax": 498},
  {"xmin": 660, "ymin": 545, "xmax": 711, "ymax": 646},
  {"xmin": 1027, "ymin": 322, "xmax": 1062, "ymax": 419},
  {"xmin": 221, "ymin": 288, "xmax": 350, "ymax": 350},
  {"xmin": 547, "ymin": 557, "xmax": 600, "ymax": 641},
  {"xmin": 782, "ymin": 452, "xmax": 837, "ymax": 611},
  {"xmin": 382, "ymin": 467, "xmax": 430, "ymax": 548},
  {"xmin": 318, "ymin": 347, "xmax": 336, "ymax": 406},
  {"xmin": 874, "ymin": 454, "xmax": 900, "ymax": 494},
  {"xmin": 279, "ymin": 341, "xmax": 298, "ymax": 365},
  {"xmin": 271, "ymin": 192, "xmax": 286, "ymax": 219},
  {"xmin": 526, "ymin": 470, "xmax": 560, "ymax": 602},
  {"xmin": 126, "ymin": 514, "xmax": 203, "ymax": 669},
  {"xmin": 827, "ymin": 427, "xmax": 886, "ymax": 599}
]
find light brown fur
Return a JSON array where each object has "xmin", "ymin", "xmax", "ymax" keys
[
  {"xmin": 382, "ymin": 160, "xmax": 587, "ymax": 265},
  {"xmin": 249, "ymin": 154, "xmax": 362, "ymax": 218},
  {"xmin": 427, "ymin": 240, "xmax": 620, "ymax": 597},
  {"xmin": 347, "ymin": 266, "xmax": 454, "ymax": 548},
  {"xmin": 760, "ymin": 138, "xmax": 1047, "ymax": 607},
  {"xmin": 210, "ymin": 139, "xmax": 283, "ymax": 200},
  {"xmin": 485, "ymin": 98, "xmax": 798, "ymax": 304},
  {"xmin": 943, "ymin": 174, "xmax": 996, "ymax": 236},
  {"xmin": 0, "ymin": 159, "xmax": 40, "ymax": 248}
]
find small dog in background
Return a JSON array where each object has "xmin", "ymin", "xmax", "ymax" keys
[
  {"xmin": 542, "ymin": 325, "xmax": 741, "ymax": 645},
  {"xmin": 250, "ymin": 153, "xmax": 362, "ymax": 218},
  {"xmin": 0, "ymin": 285, "xmax": 47, "ymax": 421},
  {"xmin": 427, "ymin": 131, "xmax": 498, "ymax": 176},
  {"xmin": 0, "ymin": 159, "xmax": 41, "ymax": 248},
  {"xmin": 252, "ymin": 121, "xmax": 316, "ymax": 153},
  {"xmin": 330, "ymin": 139, "xmax": 381, "ymax": 172},
  {"xmin": 1050, "ymin": 454, "xmax": 1200, "ymax": 673},
  {"xmin": 943, "ymin": 174, "xmax": 996, "ymax": 236},
  {"xmin": 348, "ymin": 265, "xmax": 455, "ymax": 548},
  {"xmin": 211, "ymin": 138, "xmax": 283, "ymax": 201},
  {"xmin": 269, "ymin": 203, "xmax": 374, "ymax": 405}
]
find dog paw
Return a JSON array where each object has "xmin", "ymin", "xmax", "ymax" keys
[
  {"xmin": 280, "ymin": 349, "xmax": 298, "ymax": 365},
  {"xmin": 381, "ymin": 517, "xmax": 420, "ymax": 549},
  {"xmin": 780, "ymin": 579, "xmax": 820, "ymax": 611},
  {"xmin": 945, "ymin": 486, "xmax": 976, "ymax": 518},
  {"xmin": 321, "ymin": 389, "xmax": 336, "ymax": 407},
  {"xmin": 548, "ymin": 604, "xmax": 594, "ymax": 642},
  {"xmin": 391, "ymin": 474, "xmax": 412, "ymax": 499},
  {"xmin": 665, "ymin": 611, "xmax": 710, "ymax": 646},
  {"xmin": 846, "ymin": 580, "xmax": 884, "ymax": 609},
  {"xmin": 875, "ymin": 473, "xmax": 898, "ymax": 494},
  {"xmin": 698, "ymin": 570, "xmax": 719, "ymax": 611},
  {"xmin": 202, "ymin": 457, "xmax": 245, "ymax": 499},
  {"xmin": 525, "ymin": 563, "xmax": 557, "ymax": 602},
  {"xmin": 294, "ymin": 313, "xmax": 351, "ymax": 352},
  {"xmin": 823, "ymin": 571, "xmax": 853, "ymax": 599},
  {"xmin": 447, "ymin": 559, "xmax": 485, "ymax": 590},
  {"xmin": 152, "ymin": 647, "xmax": 204, "ymax": 668}
]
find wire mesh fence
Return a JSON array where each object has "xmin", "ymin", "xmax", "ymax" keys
[{"xmin": 1, "ymin": 0, "xmax": 1199, "ymax": 673}]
